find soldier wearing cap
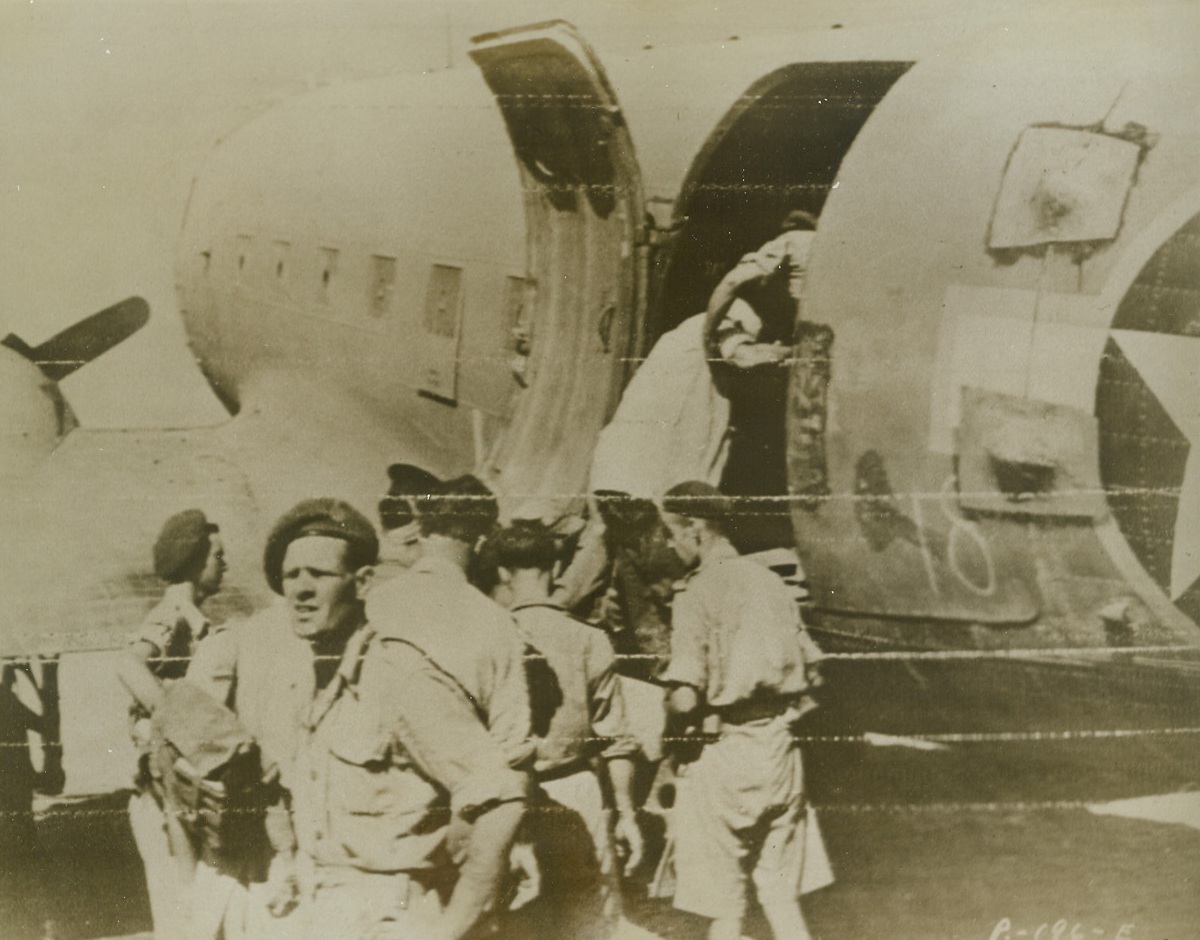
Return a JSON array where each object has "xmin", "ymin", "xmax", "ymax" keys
[
  {"xmin": 119, "ymin": 510, "xmax": 226, "ymax": 711},
  {"xmin": 188, "ymin": 498, "xmax": 527, "ymax": 940},
  {"xmin": 658, "ymin": 481, "xmax": 823, "ymax": 940},
  {"xmin": 116, "ymin": 509, "xmax": 225, "ymax": 940},
  {"xmin": 364, "ymin": 475, "xmax": 533, "ymax": 771},
  {"xmin": 375, "ymin": 462, "xmax": 441, "ymax": 583}
]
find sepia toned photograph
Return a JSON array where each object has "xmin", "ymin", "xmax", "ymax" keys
[{"xmin": 2, "ymin": 1, "xmax": 1198, "ymax": 938}]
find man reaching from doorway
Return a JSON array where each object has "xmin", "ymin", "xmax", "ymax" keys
[
  {"xmin": 703, "ymin": 209, "xmax": 819, "ymax": 545},
  {"xmin": 590, "ymin": 208, "xmax": 817, "ymax": 512}
]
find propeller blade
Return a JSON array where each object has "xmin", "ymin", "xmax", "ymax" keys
[{"xmin": 4, "ymin": 296, "xmax": 150, "ymax": 382}]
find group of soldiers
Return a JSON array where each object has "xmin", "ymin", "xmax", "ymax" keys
[
  {"xmin": 111, "ymin": 205, "xmax": 831, "ymax": 940},
  {"xmin": 118, "ymin": 461, "xmax": 826, "ymax": 940}
]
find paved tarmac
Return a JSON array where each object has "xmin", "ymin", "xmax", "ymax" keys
[{"xmin": 30, "ymin": 726, "xmax": 1200, "ymax": 940}]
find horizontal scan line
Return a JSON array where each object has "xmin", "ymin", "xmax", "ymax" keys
[
  {"xmin": 7, "ymin": 727, "xmax": 1196, "ymax": 750},
  {"xmin": 11, "ymin": 799, "xmax": 1154, "ymax": 819},
  {"xmin": 4, "ymin": 644, "xmax": 1197, "ymax": 663}
]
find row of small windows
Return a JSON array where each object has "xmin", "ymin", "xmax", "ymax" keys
[
  {"xmin": 199, "ymin": 239, "xmax": 532, "ymax": 359},
  {"xmin": 206, "ymin": 237, "xmax": 414, "ymax": 321}
]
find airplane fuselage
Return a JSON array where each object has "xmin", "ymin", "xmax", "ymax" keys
[{"xmin": 176, "ymin": 7, "xmax": 1200, "ymax": 663}]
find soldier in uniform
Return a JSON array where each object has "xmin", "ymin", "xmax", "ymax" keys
[
  {"xmin": 703, "ymin": 208, "xmax": 818, "ymax": 370},
  {"xmin": 489, "ymin": 519, "xmax": 644, "ymax": 940},
  {"xmin": 364, "ymin": 475, "xmax": 533, "ymax": 770},
  {"xmin": 658, "ymin": 480, "xmax": 823, "ymax": 940},
  {"xmin": 116, "ymin": 509, "xmax": 226, "ymax": 939},
  {"xmin": 703, "ymin": 209, "xmax": 819, "ymax": 547},
  {"xmin": 188, "ymin": 498, "xmax": 528, "ymax": 940}
]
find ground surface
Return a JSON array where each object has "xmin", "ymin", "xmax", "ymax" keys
[{"xmin": 20, "ymin": 726, "xmax": 1198, "ymax": 940}]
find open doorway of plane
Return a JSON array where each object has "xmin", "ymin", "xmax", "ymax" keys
[
  {"xmin": 656, "ymin": 60, "xmax": 913, "ymax": 550},
  {"xmin": 470, "ymin": 22, "xmax": 644, "ymax": 513}
]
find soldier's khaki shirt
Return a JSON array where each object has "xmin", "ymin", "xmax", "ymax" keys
[
  {"xmin": 715, "ymin": 229, "xmax": 816, "ymax": 359},
  {"xmin": 511, "ymin": 603, "xmax": 640, "ymax": 777},
  {"xmin": 736, "ymin": 229, "xmax": 815, "ymax": 302},
  {"xmin": 659, "ymin": 542, "xmax": 822, "ymax": 709},
  {"xmin": 186, "ymin": 602, "xmax": 309, "ymax": 789},
  {"xmin": 133, "ymin": 581, "xmax": 210, "ymax": 682},
  {"xmin": 365, "ymin": 555, "xmax": 533, "ymax": 769},
  {"xmin": 189, "ymin": 609, "xmax": 528, "ymax": 873},
  {"xmin": 292, "ymin": 627, "xmax": 528, "ymax": 873}
]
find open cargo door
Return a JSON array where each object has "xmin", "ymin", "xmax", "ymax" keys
[{"xmin": 470, "ymin": 22, "xmax": 644, "ymax": 511}]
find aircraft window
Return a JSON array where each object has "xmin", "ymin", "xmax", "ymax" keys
[
  {"xmin": 235, "ymin": 235, "xmax": 252, "ymax": 286},
  {"xmin": 502, "ymin": 276, "xmax": 532, "ymax": 386},
  {"xmin": 200, "ymin": 251, "xmax": 211, "ymax": 277},
  {"xmin": 272, "ymin": 240, "xmax": 291, "ymax": 290},
  {"xmin": 417, "ymin": 264, "xmax": 465, "ymax": 402},
  {"xmin": 423, "ymin": 265, "xmax": 463, "ymax": 338},
  {"xmin": 319, "ymin": 247, "xmax": 339, "ymax": 304},
  {"xmin": 369, "ymin": 255, "xmax": 396, "ymax": 318}
]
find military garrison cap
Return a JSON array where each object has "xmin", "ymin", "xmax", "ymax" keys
[
  {"xmin": 660, "ymin": 480, "xmax": 732, "ymax": 522},
  {"xmin": 263, "ymin": 498, "xmax": 378, "ymax": 594},
  {"xmin": 153, "ymin": 509, "xmax": 218, "ymax": 584},
  {"xmin": 418, "ymin": 474, "xmax": 499, "ymax": 543},
  {"xmin": 379, "ymin": 462, "xmax": 441, "ymax": 532}
]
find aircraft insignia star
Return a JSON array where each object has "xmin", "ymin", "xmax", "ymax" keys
[{"xmin": 1110, "ymin": 329, "xmax": 1200, "ymax": 600}]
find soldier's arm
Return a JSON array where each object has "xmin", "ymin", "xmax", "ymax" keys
[
  {"xmin": 117, "ymin": 603, "xmax": 192, "ymax": 713},
  {"xmin": 585, "ymin": 631, "xmax": 644, "ymax": 871},
  {"xmin": 441, "ymin": 800, "xmax": 525, "ymax": 940},
  {"xmin": 659, "ymin": 587, "xmax": 706, "ymax": 708},
  {"xmin": 491, "ymin": 626, "xmax": 536, "ymax": 771},
  {"xmin": 115, "ymin": 640, "xmax": 166, "ymax": 714},
  {"xmin": 185, "ymin": 628, "xmax": 238, "ymax": 708},
  {"xmin": 703, "ymin": 239, "xmax": 785, "ymax": 354},
  {"xmin": 262, "ymin": 783, "xmax": 300, "ymax": 917},
  {"xmin": 369, "ymin": 641, "xmax": 529, "ymax": 940},
  {"xmin": 551, "ymin": 511, "xmax": 609, "ymax": 611},
  {"xmin": 659, "ymin": 585, "xmax": 708, "ymax": 768},
  {"xmin": 587, "ymin": 630, "xmax": 641, "ymax": 766},
  {"xmin": 705, "ymin": 260, "xmax": 771, "ymax": 339},
  {"xmin": 605, "ymin": 755, "xmax": 644, "ymax": 875}
]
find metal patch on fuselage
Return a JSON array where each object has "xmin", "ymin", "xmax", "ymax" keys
[
  {"xmin": 989, "ymin": 126, "xmax": 1143, "ymax": 252},
  {"xmin": 955, "ymin": 387, "xmax": 1105, "ymax": 519},
  {"xmin": 930, "ymin": 285, "xmax": 1108, "ymax": 455}
]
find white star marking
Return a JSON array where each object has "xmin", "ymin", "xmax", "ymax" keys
[{"xmin": 1110, "ymin": 329, "xmax": 1200, "ymax": 600}]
